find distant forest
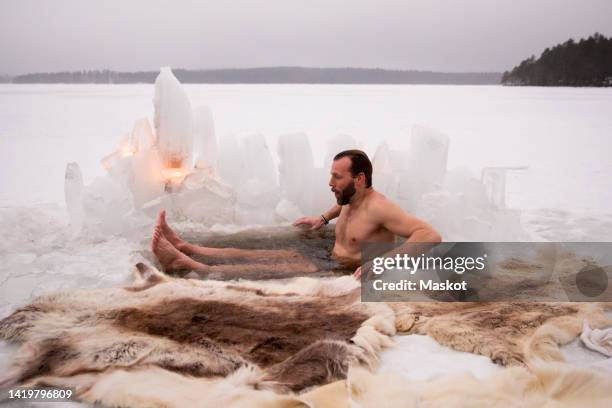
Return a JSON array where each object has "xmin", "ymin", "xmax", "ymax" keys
[
  {"xmin": 502, "ymin": 33, "xmax": 612, "ymax": 87},
  {"xmin": 5, "ymin": 67, "xmax": 500, "ymax": 85}
]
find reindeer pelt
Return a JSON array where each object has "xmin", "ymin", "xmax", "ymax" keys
[
  {"xmin": 342, "ymin": 361, "xmax": 612, "ymax": 408},
  {"xmin": 391, "ymin": 300, "xmax": 612, "ymax": 365},
  {"xmin": 0, "ymin": 263, "xmax": 395, "ymax": 407}
]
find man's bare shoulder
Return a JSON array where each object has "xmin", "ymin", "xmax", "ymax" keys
[{"xmin": 365, "ymin": 190, "xmax": 402, "ymax": 218}]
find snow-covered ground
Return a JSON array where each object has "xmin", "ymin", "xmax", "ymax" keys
[{"xmin": 1, "ymin": 84, "xmax": 611, "ymax": 389}]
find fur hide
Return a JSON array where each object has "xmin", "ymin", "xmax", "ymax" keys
[
  {"xmin": 301, "ymin": 362, "xmax": 612, "ymax": 407},
  {"xmin": 0, "ymin": 263, "xmax": 395, "ymax": 407},
  {"xmin": 1, "ymin": 255, "xmax": 610, "ymax": 407},
  {"xmin": 391, "ymin": 300, "xmax": 612, "ymax": 365},
  {"xmin": 384, "ymin": 246, "xmax": 612, "ymax": 366}
]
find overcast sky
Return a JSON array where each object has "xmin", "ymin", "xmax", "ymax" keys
[{"xmin": 1, "ymin": 0, "xmax": 611, "ymax": 75}]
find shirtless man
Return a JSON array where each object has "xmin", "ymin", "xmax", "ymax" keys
[
  {"xmin": 151, "ymin": 149, "xmax": 440, "ymax": 278},
  {"xmin": 293, "ymin": 149, "xmax": 441, "ymax": 277}
]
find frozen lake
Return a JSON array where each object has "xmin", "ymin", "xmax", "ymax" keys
[{"xmin": 0, "ymin": 83, "xmax": 611, "ymax": 212}]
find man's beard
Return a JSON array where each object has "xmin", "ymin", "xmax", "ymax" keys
[{"xmin": 334, "ymin": 181, "xmax": 356, "ymax": 205}]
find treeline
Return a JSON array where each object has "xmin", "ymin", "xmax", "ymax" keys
[
  {"xmin": 9, "ymin": 67, "xmax": 501, "ymax": 85},
  {"xmin": 502, "ymin": 33, "xmax": 612, "ymax": 87}
]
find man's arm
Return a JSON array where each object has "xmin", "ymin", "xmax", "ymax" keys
[
  {"xmin": 323, "ymin": 204, "xmax": 342, "ymax": 222},
  {"xmin": 355, "ymin": 199, "xmax": 441, "ymax": 278},
  {"xmin": 377, "ymin": 199, "xmax": 441, "ymax": 244},
  {"xmin": 293, "ymin": 204, "xmax": 342, "ymax": 230}
]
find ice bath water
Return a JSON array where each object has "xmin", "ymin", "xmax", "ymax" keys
[{"xmin": 142, "ymin": 225, "xmax": 353, "ymax": 279}]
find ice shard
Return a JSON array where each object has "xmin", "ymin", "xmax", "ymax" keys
[
  {"xmin": 481, "ymin": 166, "xmax": 528, "ymax": 209},
  {"xmin": 235, "ymin": 134, "xmax": 279, "ymax": 224},
  {"xmin": 217, "ymin": 132, "xmax": 243, "ymax": 188},
  {"xmin": 324, "ymin": 134, "xmax": 360, "ymax": 166},
  {"xmin": 372, "ymin": 141, "xmax": 399, "ymax": 200},
  {"xmin": 311, "ymin": 166, "xmax": 335, "ymax": 215},
  {"xmin": 278, "ymin": 133, "xmax": 314, "ymax": 214},
  {"xmin": 130, "ymin": 147, "xmax": 164, "ymax": 208},
  {"xmin": 130, "ymin": 118, "xmax": 156, "ymax": 152},
  {"xmin": 193, "ymin": 105, "xmax": 217, "ymax": 169},
  {"xmin": 393, "ymin": 126, "xmax": 450, "ymax": 211},
  {"xmin": 246, "ymin": 134, "xmax": 276, "ymax": 184},
  {"xmin": 64, "ymin": 162, "xmax": 84, "ymax": 235},
  {"xmin": 153, "ymin": 67, "xmax": 194, "ymax": 169}
]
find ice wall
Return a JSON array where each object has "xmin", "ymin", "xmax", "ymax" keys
[{"xmin": 64, "ymin": 67, "xmax": 528, "ymax": 241}]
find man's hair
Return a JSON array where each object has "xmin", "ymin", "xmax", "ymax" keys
[{"xmin": 333, "ymin": 149, "xmax": 373, "ymax": 188}]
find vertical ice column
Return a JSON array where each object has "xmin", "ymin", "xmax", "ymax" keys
[
  {"xmin": 130, "ymin": 118, "xmax": 156, "ymax": 152},
  {"xmin": 236, "ymin": 134, "xmax": 279, "ymax": 224},
  {"xmin": 408, "ymin": 125, "xmax": 449, "ymax": 193},
  {"xmin": 372, "ymin": 142, "xmax": 398, "ymax": 200},
  {"xmin": 310, "ymin": 166, "xmax": 334, "ymax": 216},
  {"xmin": 324, "ymin": 134, "xmax": 360, "ymax": 167},
  {"xmin": 217, "ymin": 132, "xmax": 243, "ymax": 188},
  {"xmin": 153, "ymin": 67, "xmax": 194, "ymax": 169},
  {"xmin": 305, "ymin": 133, "xmax": 361, "ymax": 215},
  {"xmin": 481, "ymin": 166, "xmax": 527, "ymax": 209},
  {"xmin": 396, "ymin": 126, "xmax": 450, "ymax": 211},
  {"xmin": 64, "ymin": 162, "xmax": 84, "ymax": 235},
  {"xmin": 129, "ymin": 119, "xmax": 164, "ymax": 207},
  {"xmin": 278, "ymin": 133, "xmax": 315, "ymax": 214},
  {"xmin": 481, "ymin": 167, "xmax": 508, "ymax": 209},
  {"xmin": 193, "ymin": 105, "xmax": 217, "ymax": 169},
  {"xmin": 242, "ymin": 133, "xmax": 278, "ymax": 187}
]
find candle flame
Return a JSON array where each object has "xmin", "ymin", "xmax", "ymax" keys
[{"xmin": 162, "ymin": 167, "xmax": 189, "ymax": 185}]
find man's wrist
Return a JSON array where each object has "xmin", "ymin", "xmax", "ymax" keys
[{"xmin": 320, "ymin": 214, "xmax": 329, "ymax": 225}]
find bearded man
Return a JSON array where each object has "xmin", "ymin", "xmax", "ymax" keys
[{"xmin": 293, "ymin": 150, "xmax": 441, "ymax": 277}]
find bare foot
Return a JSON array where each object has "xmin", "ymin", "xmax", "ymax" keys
[
  {"xmin": 152, "ymin": 225, "xmax": 204, "ymax": 272},
  {"xmin": 157, "ymin": 210, "xmax": 190, "ymax": 253}
]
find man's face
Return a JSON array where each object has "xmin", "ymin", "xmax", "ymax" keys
[{"xmin": 329, "ymin": 157, "xmax": 357, "ymax": 205}]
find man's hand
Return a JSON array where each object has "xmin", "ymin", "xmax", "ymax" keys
[
  {"xmin": 293, "ymin": 216, "xmax": 325, "ymax": 230},
  {"xmin": 353, "ymin": 262, "xmax": 373, "ymax": 280}
]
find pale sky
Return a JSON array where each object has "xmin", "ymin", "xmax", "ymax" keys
[{"xmin": 1, "ymin": 0, "xmax": 611, "ymax": 75}]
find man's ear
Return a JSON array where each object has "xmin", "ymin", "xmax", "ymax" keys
[{"xmin": 356, "ymin": 172, "xmax": 366, "ymax": 187}]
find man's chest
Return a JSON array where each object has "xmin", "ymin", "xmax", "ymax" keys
[{"xmin": 335, "ymin": 209, "xmax": 380, "ymax": 247}]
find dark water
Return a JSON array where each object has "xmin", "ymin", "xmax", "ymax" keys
[{"xmin": 154, "ymin": 225, "xmax": 354, "ymax": 280}]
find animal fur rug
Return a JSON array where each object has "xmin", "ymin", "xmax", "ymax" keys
[
  {"xmin": 1, "ymin": 260, "xmax": 611, "ymax": 407},
  {"xmin": 0, "ymin": 263, "xmax": 395, "ymax": 407},
  {"xmin": 391, "ymin": 300, "xmax": 612, "ymax": 366},
  {"xmin": 300, "ymin": 362, "xmax": 612, "ymax": 407}
]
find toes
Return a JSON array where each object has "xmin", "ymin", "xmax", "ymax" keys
[{"xmin": 152, "ymin": 227, "xmax": 161, "ymax": 246}]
